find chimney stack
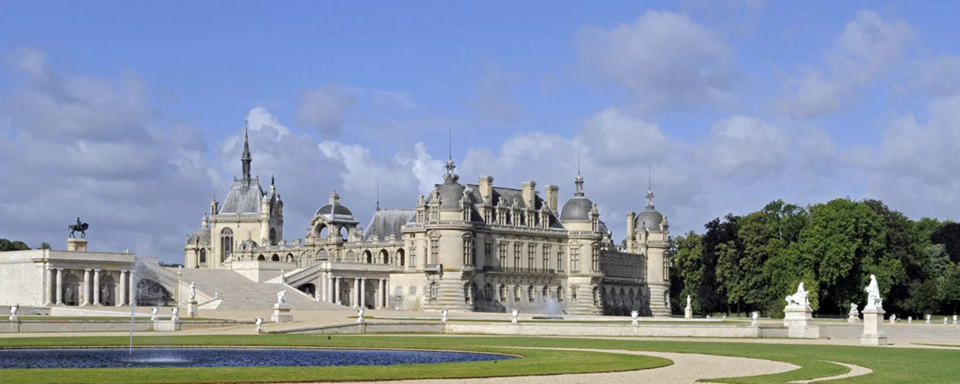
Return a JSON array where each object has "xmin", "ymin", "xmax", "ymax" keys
[
  {"xmin": 522, "ymin": 181, "xmax": 537, "ymax": 207},
  {"xmin": 479, "ymin": 176, "xmax": 494, "ymax": 203},
  {"xmin": 545, "ymin": 185, "xmax": 559, "ymax": 213}
]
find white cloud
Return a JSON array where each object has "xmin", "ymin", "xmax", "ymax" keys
[
  {"xmin": 783, "ymin": 10, "xmax": 915, "ymax": 119},
  {"xmin": 844, "ymin": 94, "xmax": 960, "ymax": 217},
  {"xmin": 0, "ymin": 48, "xmax": 220, "ymax": 258},
  {"xmin": 245, "ymin": 106, "xmax": 291, "ymax": 138},
  {"xmin": 575, "ymin": 10, "xmax": 738, "ymax": 111},
  {"xmin": 907, "ymin": 55, "xmax": 960, "ymax": 98},
  {"xmin": 296, "ymin": 83, "xmax": 358, "ymax": 138}
]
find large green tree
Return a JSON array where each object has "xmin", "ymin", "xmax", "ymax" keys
[
  {"xmin": 668, "ymin": 231, "xmax": 704, "ymax": 313},
  {"xmin": 795, "ymin": 199, "xmax": 898, "ymax": 314},
  {"xmin": 700, "ymin": 214, "xmax": 739, "ymax": 314},
  {"xmin": 931, "ymin": 222, "xmax": 960, "ymax": 263},
  {"xmin": 0, "ymin": 239, "xmax": 31, "ymax": 252}
]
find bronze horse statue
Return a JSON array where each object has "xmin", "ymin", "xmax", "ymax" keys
[{"xmin": 68, "ymin": 217, "xmax": 89, "ymax": 239}]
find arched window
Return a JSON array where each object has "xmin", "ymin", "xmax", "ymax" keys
[
  {"xmin": 363, "ymin": 250, "xmax": 373, "ymax": 264},
  {"xmin": 199, "ymin": 249, "xmax": 206, "ymax": 265},
  {"xmin": 317, "ymin": 224, "xmax": 328, "ymax": 238},
  {"xmin": 220, "ymin": 228, "xmax": 233, "ymax": 262},
  {"xmin": 257, "ymin": 254, "xmax": 265, "ymax": 261},
  {"xmin": 271, "ymin": 254, "xmax": 280, "ymax": 262},
  {"xmin": 379, "ymin": 249, "xmax": 389, "ymax": 265},
  {"xmin": 269, "ymin": 228, "xmax": 277, "ymax": 245},
  {"xmin": 396, "ymin": 249, "xmax": 406, "ymax": 267},
  {"xmin": 286, "ymin": 253, "xmax": 294, "ymax": 262},
  {"xmin": 430, "ymin": 282, "xmax": 438, "ymax": 298}
]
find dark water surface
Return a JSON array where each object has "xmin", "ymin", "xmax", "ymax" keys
[{"xmin": 0, "ymin": 348, "xmax": 514, "ymax": 369}]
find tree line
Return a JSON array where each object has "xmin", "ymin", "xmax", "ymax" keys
[
  {"xmin": 668, "ymin": 198, "xmax": 960, "ymax": 318},
  {"xmin": 0, "ymin": 239, "xmax": 50, "ymax": 252}
]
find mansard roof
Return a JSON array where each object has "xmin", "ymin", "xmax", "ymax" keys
[
  {"xmin": 363, "ymin": 209, "xmax": 416, "ymax": 241},
  {"xmin": 218, "ymin": 178, "xmax": 264, "ymax": 215}
]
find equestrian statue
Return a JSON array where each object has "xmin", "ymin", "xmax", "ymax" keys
[{"xmin": 68, "ymin": 217, "xmax": 89, "ymax": 239}]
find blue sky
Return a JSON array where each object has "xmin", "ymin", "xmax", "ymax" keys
[{"xmin": 2, "ymin": 1, "xmax": 960, "ymax": 262}]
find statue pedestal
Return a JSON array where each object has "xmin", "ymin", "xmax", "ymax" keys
[
  {"xmin": 187, "ymin": 300, "xmax": 198, "ymax": 318},
  {"xmin": 685, "ymin": 306, "xmax": 693, "ymax": 319},
  {"xmin": 861, "ymin": 306, "xmax": 887, "ymax": 346},
  {"xmin": 848, "ymin": 311, "xmax": 860, "ymax": 323},
  {"xmin": 783, "ymin": 306, "xmax": 819, "ymax": 338},
  {"xmin": 272, "ymin": 303, "xmax": 293, "ymax": 323},
  {"xmin": 66, "ymin": 238, "xmax": 88, "ymax": 252}
]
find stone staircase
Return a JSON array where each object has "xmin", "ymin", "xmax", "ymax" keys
[{"xmin": 177, "ymin": 269, "xmax": 347, "ymax": 310}]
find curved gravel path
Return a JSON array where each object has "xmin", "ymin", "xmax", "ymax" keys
[
  {"xmin": 318, "ymin": 347, "xmax": 800, "ymax": 384},
  {"xmin": 789, "ymin": 361, "xmax": 872, "ymax": 383}
]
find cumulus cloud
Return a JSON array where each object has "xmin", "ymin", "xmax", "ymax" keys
[
  {"xmin": 783, "ymin": 10, "xmax": 915, "ymax": 119},
  {"xmin": 906, "ymin": 55, "xmax": 960, "ymax": 98},
  {"xmin": 844, "ymin": 94, "xmax": 960, "ymax": 218},
  {"xmin": 296, "ymin": 83, "xmax": 358, "ymax": 138},
  {"xmin": 575, "ymin": 10, "xmax": 738, "ymax": 111},
  {"xmin": 0, "ymin": 48, "xmax": 220, "ymax": 258}
]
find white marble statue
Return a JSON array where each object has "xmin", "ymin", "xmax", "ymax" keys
[
  {"xmin": 357, "ymin": 308, "xmax": 365, "ymax": 323},
  {"xmin": 9, "ymin": 304, "xmax": 18, "ymax": 321},
  {"xmin": 214, "ymin": 292, "xmax": 220, "ymax": 300},
  {"xmin": 65, "ymin": 286, "xmax": 74, "ymax": 305},
  {"xmin": 511, "ymin": 309, "xmax": 519, "ymax": 324},
  {"xmin": 631, "ymin": 310, "xmax": 639, "ymax": 325},
  {"xmin": 926, "ymin": 314, "xmax": 931, "ymax": 324},
  {"xmin": 172, "ymin": 308, "xmax": 179, "ymax": 317},
  {"xmin": 189, "ymin": 282, "xmax": 196, "ymax": 301},
  {"xmin": 255, "ymin": 317, "xmax": 263, "ymax": 331},
  {"xmin": 889, "ymin": 314, "xmax": 896, "ymax": 324},
  {"xmin": 849, "ymin": 303, "xmax": 858, "ymax": 315},
  {"xmin": 101, "ymin": 285, "xmax": 110, "ymax": 303},
  {"xmin": 908, "ymin": 316, "xmax": 912, "ymax": 324},
  {"xmin": 784, "ymin": 282, "xmax": 809, "ymax": 309},
  {"xmin": 277, "ymin": 290, "xmax": 287, "ymax": 305},
  {"xmin": 954, "ymin": 315, "xmax": 958, "ymax": 325},
  {"xmin": 864, "ymin": 274, "xmax": 882, "ymax": 309},
  {"xmin": 150, "ymin": 307, "xmax": 159, "ymax": 320},
  {"xmin": 686, "ymin": 295, "xmax": 692, "ymax": 309}
]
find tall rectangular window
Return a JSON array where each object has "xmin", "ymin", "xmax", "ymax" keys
[
  {"xmin": 498, "ymin": 242, "xmax": 507, "ymax": 268},
  {"xmin": 542, "ymin": 245, "xmax": 551, "ymax": 270},
  {"xmin": 513, "ymin": 243, "xmax": 522, "ymax": 270},
  {"xmin": 557, "ymin": 247, "xmax": 564, "ymax": 272},
  {"xmin": 527, "ymin": 244, "xmax": 536, "ymax": 271},
  {"xmin": 571, "ymin": 247, "xmax": 580, "ymax": 273},
  {"xmin": 484, "ymin": 242, "xmax": 492, "ymax": 264}
]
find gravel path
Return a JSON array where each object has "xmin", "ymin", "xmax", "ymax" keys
[
  {"xmin": 306, "ymin": 347, "xmax": 800, "ymax": 384},
  {"xmin": 789, "ymin": 361, "xmax": 872, "ymax": 383}
]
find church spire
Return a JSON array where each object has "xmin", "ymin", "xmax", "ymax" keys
[
  {"xmin": 443, "ymin": 126, "xmax": 458, "ymax": 182},
  {"xmin": 241, "ymin": 120, "xmax": 252, "ymax": 181}
]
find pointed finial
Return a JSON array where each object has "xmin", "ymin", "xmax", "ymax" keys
[
  {"xmin": 448, "ymin": 126, "xmax": 452, "ymax": 160},
  {"xmin": 376, "ymin": 177, "xmax": 380, "ymax": 211},
  {"xmin": 648, "ymin": 163, "xmax": 651, "ymax": 190}
]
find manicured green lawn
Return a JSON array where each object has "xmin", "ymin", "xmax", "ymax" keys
[{"xmin": 0, "ymin": 334, "xmax": 958, "ymax": 383}]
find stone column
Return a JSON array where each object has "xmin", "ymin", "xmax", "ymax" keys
[
  {"xmin": 93, "ymin": 270, "xmax": 101, "ymax": 305},
  {"xmin": 44, "ymin": 266, "xmax": 54, "ymax": 306},
  {"xmin": 55, "ymin": 268, "xmax": 64, "ymax": 305},
  {"xmin": 317, "ymin": 275, "xmax": 323, "ymax": 301},
  {"xmin": 334, "ymin": 277, "xmax": 341, "ymax": 305},
  {"xmin": 128, "ymin": 271, "xmax": 135, "ymax": 306},
  {"xmin": 375, "ymin": 279, "xmax": 383, "ymax": 309},
  {"xmin": 353, "ymin": 278, "xmax": 360, "ymax": 308},
  {"xmin": 81, "ymin": 269, "xmax": 91, "ymax": 306},
  {"xmin": 118, "ymin": 270, "xmax": 128, "ymax": 307}
]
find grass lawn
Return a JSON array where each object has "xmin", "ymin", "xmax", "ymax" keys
[{"xmin": 0, "ymin": 335, "xmax": 958, "ymax": 383}]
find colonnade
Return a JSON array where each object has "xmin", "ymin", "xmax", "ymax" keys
[
  {"xmin": 316, "ymin": 272, "xmax": 389, "ymax": 309},
  {"xmin": 44, "ymin": 266, "xmax": 134, "ymax": 307}
]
